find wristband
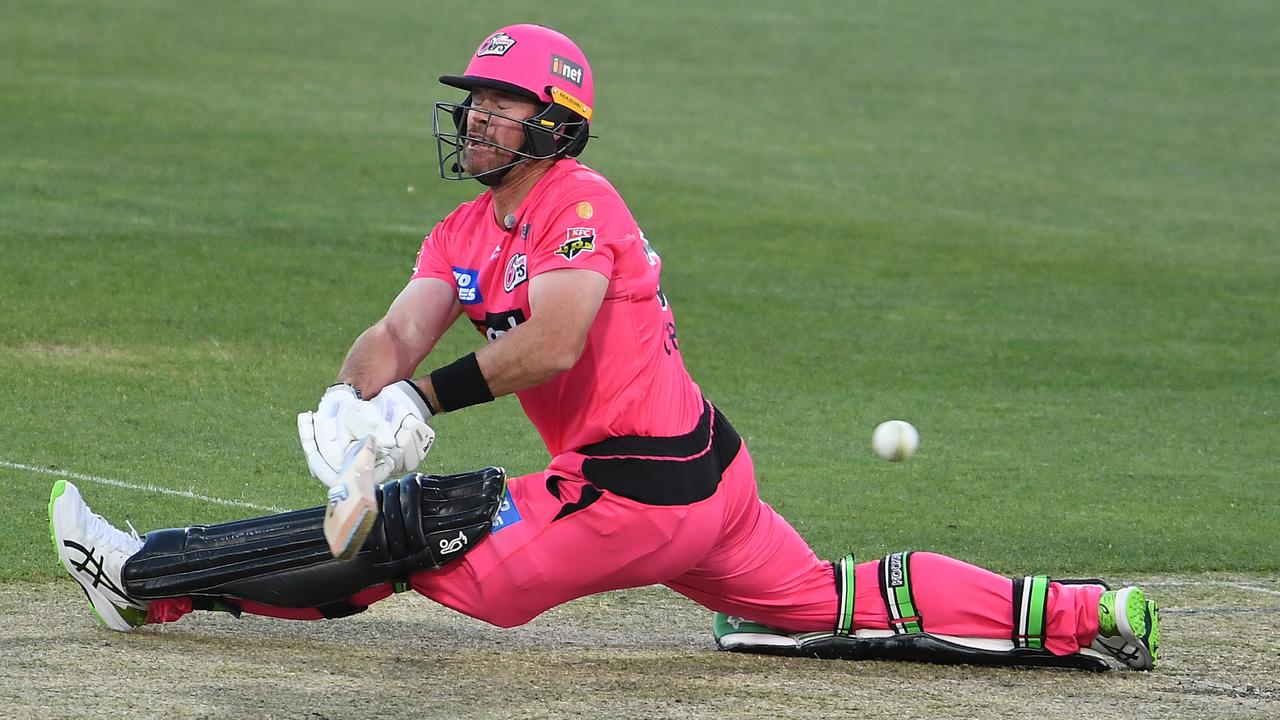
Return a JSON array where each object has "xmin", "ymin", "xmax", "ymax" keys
[
  {"xmin": 429, "ymin": 353, "xmax": 494, "ymax": 412},
  {"xmin": 392, "ymin": 378, "xmax": 438, "ymax": 417}
]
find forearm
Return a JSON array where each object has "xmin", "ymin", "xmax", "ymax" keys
[
  {"xmin": 332, "ymin": 278, "xmax": 461, "ymax": 400},
  {"xmin": 409, "ymin": 269, "xmax": 605, "ymax": 415},
  {"xmin": 336, "ymin": 323, "xmax": 420, "ymax": 398},
  {"xmin": 413, "ymin": 321, "xmax": 577, "ymax": 412},
  {"xmin": 475, "ymin": 321, "xmax": 577, "ymax": 396}
]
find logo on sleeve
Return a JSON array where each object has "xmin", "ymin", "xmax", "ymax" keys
[
  {"xmin": 554, "ymin": 228, "xmax": 595, "ymax": 260},
  {"xmin": 476, "ymin": 32, "xmax": 516, "ymax": 57},
  {"xmin": 451, "ymin": 267, "xmax": 483, "ymax": 305},
  {"xmin": 503, "ymin": 252, "xmax": 528, "ymax": 292},
  {"xmin": 490, "ymin": 488, "xmax": 523, "ymax": 534}
]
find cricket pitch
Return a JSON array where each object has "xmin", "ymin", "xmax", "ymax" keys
[{"xmin": 3, "ymin": 574, "xmax": 1276, "ymax": 719}]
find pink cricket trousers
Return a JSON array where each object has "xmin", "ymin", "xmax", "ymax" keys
[{"xmin": 148, "ymin": 439, "xmax": 1101, "ymax": 656}]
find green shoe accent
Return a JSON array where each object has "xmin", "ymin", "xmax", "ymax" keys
[
  {"xmin": 1097, "ymin": 589, "xmax": 1120, "ymax": 636},
  {"xmin": 48, "ymin": 480, "xmax": 68, "ymax": 567},
  {"xmin": 117, "ymin": 605, "xmax": 148, "ymax": 627},
  {"xmin": 1099, "ymin": 587, "xmax": 1152, "ymax": 641},
  {"xmin": 85, "ymin": 601, "xmax": 146, "ymax": 629},
  {"xmin": 1095, "ymin": 586, "xmax": 1159, "ymax": 670},
  {"xmin": 712, "ymin": 612, "xmax": 787, "ymax": 640},
  {"xmin": 1146, "ymin": 599, "xmax": 1161, "ymax": 669}
]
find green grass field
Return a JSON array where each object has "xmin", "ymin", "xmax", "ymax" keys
[{"xmin": 2, "ymin": 0, "xmax": 1277, "ymax": 593}]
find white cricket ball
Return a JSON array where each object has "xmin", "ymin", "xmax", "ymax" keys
[{"xmin": 872, "ymin": 420, "xmax": 919, "ymax": 462}]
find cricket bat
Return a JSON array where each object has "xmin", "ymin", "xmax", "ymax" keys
[{"xmin": 323, "ymin": 435, "xmax": 380, "ymax": 561}]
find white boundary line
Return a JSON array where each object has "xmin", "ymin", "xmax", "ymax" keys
[
  {"xmin": 2, "ymin": 459, "xmax": 286, "ymax": 513},
  {"xmin": 1147, "ymin": 578, "xmax": 1280, "ymax": 598}
]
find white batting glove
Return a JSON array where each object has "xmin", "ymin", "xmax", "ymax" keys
[
  {"xmin": 370, "ymin": 379, "xmax": 436, "ymax": 476},
  {"xmin": 298, "ymin": 384, "xmax": 387, "ymax": 487}
]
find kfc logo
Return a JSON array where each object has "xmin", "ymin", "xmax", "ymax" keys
[{"xmin": 554, "ymin": 228, "xmax": 595, "ymax": 260}]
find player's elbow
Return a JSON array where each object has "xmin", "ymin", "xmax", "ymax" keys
[
  {"xmin": 544, "ymin": 346, "xmax": 582, "ymax": 376},
  {"xmin": 544, "ymin": 335, "xmax": 588, "ymax": 376}
]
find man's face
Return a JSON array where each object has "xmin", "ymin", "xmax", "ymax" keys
[{"xmin": 461, "ymin": 87, "xmax": 540, "ymax": 178}]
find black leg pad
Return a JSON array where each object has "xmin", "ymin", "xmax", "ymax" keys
[
  {"xmin": 719, "ymin": 630, "xmax": 1110, "ymax": 671},
  {"xmin": 121, "ymin": 467, "xmax": 506, "ymax": 608}
]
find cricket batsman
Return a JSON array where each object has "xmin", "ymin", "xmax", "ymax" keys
[{"xmin": 50, "ymin": 24, "xmax": 1159, "ymax": 671}]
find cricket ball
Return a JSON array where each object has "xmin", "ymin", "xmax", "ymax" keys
[{"xmin": 872, "ymin": 420, "xmax": 919, "ymax": 462}]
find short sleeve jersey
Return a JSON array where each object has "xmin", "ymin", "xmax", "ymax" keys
[{"xmin": 412, "ymin": 159, "xmax": 704, "ymax": 457}]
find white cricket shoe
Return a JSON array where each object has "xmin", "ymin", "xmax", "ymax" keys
[{"xmin": 49, "ymin": 480, "xmax": 148, "ymax": 631}]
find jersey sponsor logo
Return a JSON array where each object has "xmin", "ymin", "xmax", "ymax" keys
[
  {"xmin": 576, "ymin": 201, "xmax": 593, "ymax": 219},
  {"xmin": 554, "ymin": 227, "xmax": 595, "ymax": 260},
  {"xmin": 476, "ymin": 32, "xmax": 516, "ymax": 57},
  {"xmin": 550, "ymin": 55, "xmax": 584, "ymax": 87},
  {"xmin": 503, "ymin": 252, "xmax": 528, "ymax": 292},
  {"xmin": 474, "ymin": 308, "xmax": 527, "ymax": 342},
  {"xmin": 452, "ymin": 267, "xmax": 483, "ymax": 305},
  {"xmin": 490, "ymin": 488, "xmax": 523, "ymax": 533}
]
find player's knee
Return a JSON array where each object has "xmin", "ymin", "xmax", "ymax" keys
[
  {"xmin": 422, "ymin": 585, "xmax": 544, "ymax": 628},
  {"xmin": 429, "ymin": 601, "xmax": 532, "ymax": 628},
  {"xmin": 479, "ymin": 608, "xmax": 535, "ymax": 629}
]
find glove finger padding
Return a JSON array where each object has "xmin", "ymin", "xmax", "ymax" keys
[
  {"xmin": 299, "ymin": 384, "xmax": 370, "ymax": 488},
  {"xmin": 344, "ymin": 400, "xmax": 388, "ymax": 443},
  {"xmin": 392, "ymin": 414, "xmax": 435, "ymax": 473},
  {"xmin": 298, "ymin": 411, "xmax": 340, "ymax": 486},
  {"xmin": 371, "ymin": 380, "xmax": 437, "ymax": 475}
]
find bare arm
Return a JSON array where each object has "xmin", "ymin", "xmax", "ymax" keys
[
  {"xmin": 415, "ymin": 268, "xmax": 608, "ymax": 409},
  {"xmin": 337, "ymin": 277, "xmax": 461, "ymax": 398}
]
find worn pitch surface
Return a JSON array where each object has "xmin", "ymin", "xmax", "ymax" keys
[{"xmin": 4, "ymin": 575, "xmax": 1276, "ymax": 719}]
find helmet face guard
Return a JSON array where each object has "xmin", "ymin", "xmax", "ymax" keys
[
  {"xmin": 432, "ymin": 24, "xmax": 594, "ymax": 185},
  {"xmin": 433, "ymin": 94, "xmax": 590, "ymax": 184}
]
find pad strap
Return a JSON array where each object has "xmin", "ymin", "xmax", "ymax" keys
[
  {"xmin": 1011, "ymin": 575, "xmax": 1050, "ymax": 651},
  {"xmin": 833, "ymin": 552, "xmax": 856, "ymax": 637},
  {"xmin": 878, "ymin": 552, "xmax": 923, "ymax": 634}
]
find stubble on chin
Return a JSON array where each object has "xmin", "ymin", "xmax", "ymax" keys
[{"xmin": 462, "ymin": 146, "xmax": 514, "ymax": 177}]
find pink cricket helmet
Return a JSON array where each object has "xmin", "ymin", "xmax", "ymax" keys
[
  {"xmin": 440, "ymin": 24, "xmax": 594, "ymax": 123},
  {"xmin": 433, "ymin": 25, "xmax": 594, "ymax": 182}
]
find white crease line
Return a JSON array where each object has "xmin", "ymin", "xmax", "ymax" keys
[
  {"xmin": 1, "ymin": 460, "xmax": 286, "ymax": 514},
  {"xmin": 1147, "ymin": 578, "xmax": 1280, "ymax": 597}
]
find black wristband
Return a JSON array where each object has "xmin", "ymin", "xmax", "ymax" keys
[{"xmin": 429, "ymin": 353, "xmax": 494, "ymax": 412}]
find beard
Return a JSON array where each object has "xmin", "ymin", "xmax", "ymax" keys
[{"xmin": 462, "ymin": 141, "xmax": 521, "ymax": 186}]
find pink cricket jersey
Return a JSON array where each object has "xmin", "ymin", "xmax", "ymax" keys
[{"xmin": 412, "ymin": 158, "xmax": 705, "ymax": 456}]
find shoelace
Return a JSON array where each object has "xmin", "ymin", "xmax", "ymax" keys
[{"xmin": 79, "ymin": 505, "xmax": 143, "ymax": 554}]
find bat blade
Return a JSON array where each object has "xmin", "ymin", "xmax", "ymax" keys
[{"xmin": 323, "ymin": 436, "xmax": 379, "ymax": 561}]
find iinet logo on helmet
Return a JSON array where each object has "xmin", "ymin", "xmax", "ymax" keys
[
  {"xmin": 550, "ymin": 55, "xmax": 584, "ymax": 87},
  {"xmin": 476, "ymin": 32, "xmax": 516, "ymax": 57}
]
